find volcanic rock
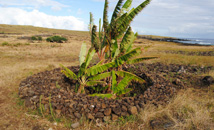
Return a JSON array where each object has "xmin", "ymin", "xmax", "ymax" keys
[
  {"xmin": 104, "ymin": 108, "xmax": 112, "ymax": 116},
  {"xmin": 128, "ymin": 106, "xmax": 138, "ymax": 115}
]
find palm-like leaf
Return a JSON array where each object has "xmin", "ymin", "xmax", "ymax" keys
[
  {"xmin": 88, "ymin": 72, "xmax": 111, "ymax": 81},
  {"xmin": 115, "ymin": 47, "xmax": 141, "ymax": 66},
  {"xmin": 120, "ymin": 26, "xmax": 133, "ymax": 53},
  {"xmin": 89, "ymin": 12, "xmax": 94, "ymax": 34},
  {"xmin": 103, "ymin": 0, "xmax": 109, "ymax": 33},
  {"xmin": 111, "ymin": 0, "xmax": 124, "ymax": 23},
  {"xmin": 91, "ymin": 25, "xmax": 99, "ymax": 52},
  {"xmin": 98, "ymin": 18, "xmax": 103, "ymax": 45},
  {"xmin": 122, "ymin": 0, "xmax": 132, "ymax": 11},
  {"xmin": 111, "ymin": 70, "xmax": 117, "ymax": 92},
  {"xmin": 113, "ymin": 75, "xmax": 133, "ymax": 94},
  {"xmin": 86, "ymin": 62, "xmax": 115, "ymax": 76},
  {"xmin": 79, "ymin": 42, "xmax": 87, "ymax": 66},
  {"xmin": 118, "ymin": 0, "xmax": 151, "ymax": 37},
  {"xmin": 60, "ymin": 64, "xmax": 77, "ymax": 80},
  {"xmin": 85, "ymin": 48, "xmax": 96, "ymax": 68},
  {"xmin": 116, "ymin": 70, "xmax": 145, "ymax": 83}
]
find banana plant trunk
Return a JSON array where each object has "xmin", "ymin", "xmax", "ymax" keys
[{"xmin": 77, "ymin": 84, "xmax": 85, "ymax": 94}]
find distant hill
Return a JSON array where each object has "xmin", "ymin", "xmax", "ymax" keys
[{"xmin": 0, "ymin": 24, "xmax": 89, "ymax": 36}]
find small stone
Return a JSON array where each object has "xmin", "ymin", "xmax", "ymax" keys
[
  {"xmin": 87, "ymin": 113, "xmax": 94, "ymax": 120},
  {"xmin": 25, "ymin": 98, "xmax": 31, "ymax": 107},
  {"xmin": 74, "ymin": 112, "xmax": 81, "ymax": 119},
  {"xmin": 48, "ymin": 128, "xmax": 53, "ymax": 130},
  {"xmin": 101, "ymin": 103, "xmax": 106, "ymax": 109},
  {"xmin": 104, "ymin": 108, "xmax": 111, "ymax": 116},
  {"xmin": 112, "ymin": 107, "xmax": 121, "ymax": 115},
  {"xmin": 95, "ymin": 112, "xmax": 104, "ymax": 118},
  {"xmin": 112, "ymin": 114, "xmax": 118, "ymax": 121},
  {"xmin": 121, "ymin": 105, "xmax": 127, "ymax": 112},
  {"xmin": 128, "ymin": 106, "xmax": 138, "ymax": 115},
  {"xmin": 71, "ymin": 122, "xmax": 80, "ymax": 129}
]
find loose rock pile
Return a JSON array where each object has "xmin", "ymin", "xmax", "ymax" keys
[{"xmin": 19, "ymin": 63, "xmax": 213, "ymax": 121}]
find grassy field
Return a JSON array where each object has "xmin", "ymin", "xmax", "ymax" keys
[{"xmin": 0, "ymin": 24, "xmax": 214, "ymax": 129}]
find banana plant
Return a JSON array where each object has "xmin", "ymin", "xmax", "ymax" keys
[
  {"xmin": 89, "ymin": 0, "xmax": 153, "ymax": 62},
  {"xmin": 61, "ymin": 43, "xmax": 114, "ymax": 94}
]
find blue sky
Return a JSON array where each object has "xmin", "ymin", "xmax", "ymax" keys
[{"xmin": 0, "ymin": 0, "xmax": 213, "ymax": 38}]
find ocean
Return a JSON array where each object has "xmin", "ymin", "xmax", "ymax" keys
[{"xmin": 177, "ymin": 38, "xmax": 214, "ymax": 46}]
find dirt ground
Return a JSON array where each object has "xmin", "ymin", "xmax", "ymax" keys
[{"xmin": 0, "ymin": 24, "xmax": 214, "ymax": 130}]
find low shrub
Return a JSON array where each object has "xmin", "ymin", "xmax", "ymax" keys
[
  {"xmin": 31, "ymin": 36, "xmax": 43, "ymax": 41},
  {"xmin": 31, "ymin": 36, "xmax": 37, "ymax": 40},
  {"xmin": 1, "ymin": 42, "xmax": 9, "ymax": 46},
  {"xmin": 37, "ymin": 36, "xmax": 42, "ymax": 41},
  {"xmin": 46, "ymin": 36, "xmax": 67, "ymax": 43}
]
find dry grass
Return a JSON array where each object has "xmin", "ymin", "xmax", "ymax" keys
[
  {"xmin": 139, "ymin": 88, "xmax": 214, "ymax": 130},
  {"xmin": 0, "ymin": 24, "xmax": 214, "ymax": 129}
]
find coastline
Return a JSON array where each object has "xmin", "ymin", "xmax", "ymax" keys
[{"xmin": 138, "ymin": 35, "xmax": 214, "ymax": 46}]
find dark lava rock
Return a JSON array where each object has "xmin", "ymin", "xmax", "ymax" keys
[
  {"xmin": 202, "ymin": 76, "xmax": 213, "ymax": 86},
  {"xmin": 95, "ymin": 112, "xmax": 104, "ymax": 118}
]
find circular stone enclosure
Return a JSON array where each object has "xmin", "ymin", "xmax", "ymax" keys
[{"xmin": 19, "ymin": 64, "xmax": 177, "ymax": 121}]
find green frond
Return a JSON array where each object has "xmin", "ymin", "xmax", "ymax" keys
[
  {"xmin": 86, "ymin": 81, "xmax": 105, "ymax": 86},
  {"xmin": 111, "ymin": 0, "xmax": 124, "ymax": 23},
  {"xmin": 114, "ymin": 76, "xmax": 133, "ymax": 94},
  {"xmin": 115, "ymin": 47, "xmax": 142, "ymax": 66},
  {"xmin": 95, "ymin": 59, "xmax": 105, "ymax": 66},
  {"xmin": 112, "ymin": 48, "xmax": 120, "ymax": 61},
  {"xmin": 78, "ymin": 62, "xmax": 87, "ymax": 78},
  {"xmin": 126, "ymin": 32, "xmax": 138, "ymax": 53},
  {"xmin": 99, "ymin": 18, "xmax": 103, "ymax": 44},
  {"xmin": 79, "ymin": 42, "xmax": 87, "ymax": 66},
  {"xmin": 111, "ymin": 40, "xmax": 119, "ymax": 59},
  {"xmin": 127, "ymin": 57, "xmax": 158, "ymax": 64},
  {"xmin": 103, "ymin": 0, "xmax": 109, "ymax": 32},
  {"xmin": 120, "ymin": 26, "xmax": 133, "ymax": 53},
  {"xmin": 116, "ymin": 70, "xmax": 145, "ymax": 83},
  {"xmin": 117, "ymin": 88, "xmax": 132, "ymax": 95},
  {"xmin": 89, "ymin": 93, "xmax": 113, "ymax": 98},
  {"xmin": 85, "ymin": 48, "xmax": 96, "ymax": 68},
  {"xmin": 86, "ymin": 62, "xmax": 115, "ymax": 76},
  {"xmin": 118, "ymin": 0, "xmax": 151, "ymax": 37},
  {"xmin": 89, "ymin": 12, "xmax": 94, "ymax": 34},
  {"xmin": 60, "ymin": 64, "xmax": 77, "ymax": 80},
  {"xmin": 122, "ymin": 0, "xmax": 132, "ymax": 11},
  {"xmin": 112, "ymin": 70, "xmax": 117, "ymax": 92},
  {"xmin": 88, "ymin": 72, "xmax": 111, "ymax": 81},
  {"xmin": 91, "ymin": 25, "xmax": 99, "ymax": 52}
]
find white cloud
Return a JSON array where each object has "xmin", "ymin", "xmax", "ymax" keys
[
  {"xmin": 131, "ymin": 0, "xmax": 214, "ymax": 38},
  {"xmin": 0, "ymin": 7, "xmax": 87, "ymax": 31},
  {"xmin": 0, "ymin": 0, "xmax": 68, "ymax": 11}
]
